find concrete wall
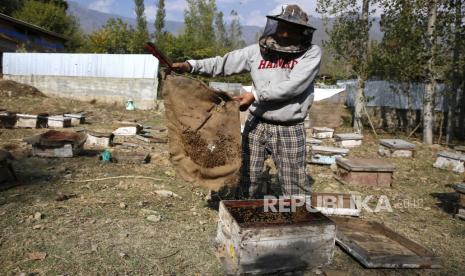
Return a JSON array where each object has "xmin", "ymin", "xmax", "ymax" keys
[{"xmin": 4, "ymin": 74, "xmax": 158, "ymax": 110}]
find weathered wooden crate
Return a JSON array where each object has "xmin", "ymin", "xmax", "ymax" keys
[
  {"xmin": 47, "ymin": 115, "xmax": 72, "ymax": 128},
  {"xmin": 64, "ymin": 113, "xmax": 86, "ymax": 126},
  {"xmin": 306, "ymin": 137, "xmax": 323, "ymax": 146},
  {"xmin": 331, "ymin": 217, "xmax": 441, "ymax": 268},
  {"xmin": 111, "ymin": 150, "xmax": 150, "ymax": 164},
  {"xmin": 85, "ymin": 131, "xmax": 114, "ymax": 148},
  {"xmin": 0, "ymin": 111, "xmax": 16, "ymax": 128},
  {"xmin": 312, "ymin": 127, "xmax": 335, "ymax": 139},
  {"xmin": 311, "ymin": 192, "xmax": 360, "ymax": 217},
  {"xmin": 0, "ymin": 150, "xmax": 16, "ymax": 183},
  {"xmin": 113, "ymin": 122, "xmax": 143, "ymax": 136},
  {"xmin": 309, "ymin": 146, "xmax": 349, "ymax": 165},
  {"xmin": 455, "ymin": 146, "xmax": 465, "ymax": 152},
  {"xmin": 216, "ymin": 200, "xmax": 336, "ymax": 275},
  {"xmin": 336, "ymin": 158, "xmax": 395, "ymax": 188},
  {"xmin": 378, "ymin": 139, "xmax": 416, "ymax": 158},
  {"xmin": 15, "ymin": 114, "xmax": 47, "ymax": 128},
  {"xmin": 453, "ymin": 183, "xmax": 465, "ymax": 220},
  {"xmin": 433, "ymin": 151, "xmax": 465, "ymax": 174},
  {"xmin": 25, "ymin": 130, "xmax": 87, "ymax": 158},
  {"xmin": 334, "ymin": 133, "xmax": 363, "ymax": 148}
]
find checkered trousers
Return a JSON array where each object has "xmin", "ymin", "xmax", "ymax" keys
[{"xmin": 240, "ymin": 114, "xmax": 311, "ymax": 198}]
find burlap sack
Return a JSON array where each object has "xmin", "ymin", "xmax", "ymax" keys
[{"xmin": 162, "ymin": 74, "xmax": 241, "ymax": 191}]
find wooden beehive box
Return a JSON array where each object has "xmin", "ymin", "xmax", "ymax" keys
[
  {"xmin": 312, "ymin": 127, "xmax": 335, "ymax": 139},
  {"xmin": 15, "ymin": 114, "xmax": 47, "ymax": 128},
  {"xmin": 0, "ymin": 150, "xmax": 16, "ymax": 183},
  {"xmin": 311, "ymin": 192, "xmax": 360, "ymax": 217},
  {"xmin": 0, "ymin": 111, "xmax": 16, "ymax": 128},
  {"xmin": 216, "ymin": 200, "xmax": 336, "ymax": 275},
  {"xmin": 85, "ymin": 131, "xmax": 114, "ymax": 148},
  {"xmin": 111, "ymin": 150, "xmax": 150, "ymax": 164},
  {"xmin": 455, "ymin": 145, "xmax": 465, "ymax": 152},
  {"xmin": 334, "ymin": 133, "xmax": 363, "ymax": 148},
  {"xmin": 309, "ymin": 146, "xmax": 349, "ymax": 165},
  {"xmin": 336, "ymin": 157, "xmax": 395, "ymax": 188},
  {"xmin": 64, "ymin": 113, "xmax": 85, "ymax": 126},
  {"xmin": 453, "ymin": 183, "xmax": 465, "ymax": 220},
  {"xmin": 113, "ymin": 122, "xmax": 143, "ymax": 136},
  {"xmin": 47, "ymin": 115, "xmax": 72, "ymax": 128},
  {"xmin": 378, "ymin": 139, "xmax": 416, "ymax": 158},
  {"xmin": 24, "ymin": 130, "xmax": 87, "ymax": 158},
  {"xmin": 433, "ymin": 151, "xmax": 465, "ymax": 174},
  {"xmin": 306, "ymin": 137, "xmax": 323, "ymax": 146}
]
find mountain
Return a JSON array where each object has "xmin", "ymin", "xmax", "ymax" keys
[{"xmin": 68, "ymin": 1, "xmax": 382, "ymax": 46}]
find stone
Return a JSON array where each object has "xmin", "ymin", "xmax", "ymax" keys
[
  {"xmin": 34, "ymin": 212, "xmax": 44, "ymax": 220},
  {"xmin": 146, "ymin": 214, "xmax": 161, "ymax": 222},
  {"xmin": 119, "ymin": 202, "xmax": 127, "ymax": 209}
]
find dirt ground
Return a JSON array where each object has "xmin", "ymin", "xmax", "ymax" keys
[{"xmin": 1, "ymin": 82, "xmax": 464, "ymax": 275}]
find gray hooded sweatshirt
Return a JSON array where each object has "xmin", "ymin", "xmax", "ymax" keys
[{"xmin": 187, "ymin": 44, "xmax": 321, "ymax": 124}]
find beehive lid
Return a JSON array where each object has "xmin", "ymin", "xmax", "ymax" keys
[
  {"xmin": 24, "ymin": 130, "xmax": 86, "ymax": 147},
  {"xmin": 437, "ymin": 151, "xmax": 465, "ymax": 161},
  {"xmin": 306, "ymin": 138, "xmax": 322, "ymax": 145},
  {"xmin": 313, "ymin": 127, "xmax": 334, "ymax": 133},
  {"xmin": 335, "ymin": 133, "xmax": 363, "ymax": 141},
  {"xmin": 64, "ymin": 113, "xmax": 85, "ymax": 119},
  {"xmin": 48, "ymin": 115, "xmax": 71, "ymax": 122},
  {"xmin": 453, "ymin": 183, "xmax": 465, "ymax": 194},
  {"xmin": 16, "ymin": 114, "xmax": 37, "ymax": 119},
  {"xmin": 87, "ymin": 131, "xmax": 113, "ymax": 138},
  {"xmin": 336, "ymin": 157, "xmax": 395, "ymax": 172},
  {"xmin": 379, "ymin": 139, "xmax": 415, "ymax": 150},
  {"xmin": 312, "ymin": 146, "xmax": 349, "ymax": 155}
]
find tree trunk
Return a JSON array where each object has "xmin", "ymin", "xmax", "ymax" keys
[
  {"xmin": 354, "ymin": 76, "xmax": 365, "ymax": 132},
  {"xmin": 423, "ymin": 0, "xmax": 438, "ymax": 145},
  {"xmin": 353, "ymin": 0, "xmax": 370, "ymax": 133},
  {"xmin": 405, "ymin": 82, "xmax": 414, "ymax": 134},
  {"xmin": 459, "ymin": 70, "xmax": 465, "ymax": 139},
  {"xmin": 446, "ymin": 0, "xmax": 462, "ymax": 145}
]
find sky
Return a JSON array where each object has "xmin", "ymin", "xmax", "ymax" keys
[{"xmin": 72, "ymin": 0, "xmax": 319, "ymax": 27}]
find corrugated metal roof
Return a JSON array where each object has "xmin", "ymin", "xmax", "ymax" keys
[{"xmin": 3, "ymin": 53, "xmax": 160, "ymax": 79}]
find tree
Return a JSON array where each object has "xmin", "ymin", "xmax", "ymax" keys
[
  {"xmin": 132, "ymin": 0, "xmax": 149, "ymax": 53},
  {"xmin": 81, "ymin": 18, "xmax": 135, "ymax": 54},
  {"xmin": 154, "ymin": 0, "xmax": 166, "ymax": 42},
  {"xmin": 317, "ymin": 0, "xmax": 374, "ymax": 132},
  {"xmin": 373, "ymin": 0, "xmax": 427, "ymax": 133},
  {"xmin": 214, "ymin": 11, "xmax": 229, "ymax": 50},
  {"xmin": 423, "ymin": 0, "xmax": 439, "ymax": 144},
  {"xmin": 182, "ymin": 0, "xmax": 218, "ymax": 58},
  {"xmin": 12, "ymin": 0, "xmax": 82, "ymax": 51},
  {"xmin": 0, "ymin": 0, "xmax": 23, "ymax": 15},
  {"xmin": 228, "ymin": 10, "xmax": 245, "ymax": 49},
  {"xmin": 445, "ymin": 0, "xmax": 463, "ymax": 144}
]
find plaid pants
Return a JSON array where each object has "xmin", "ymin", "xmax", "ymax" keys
[{"xmin": 240, "ymin": 114, "xmax": 310, "ymax": 198}]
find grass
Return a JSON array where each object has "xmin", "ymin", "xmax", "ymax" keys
[{"xmin": 1, "ymin": 94, "xmax": 464, "ymax": 275}]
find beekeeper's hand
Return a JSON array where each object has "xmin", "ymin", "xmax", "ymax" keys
[
  {"xmin": 172, "ymin": 62, "xmax": 192, "ymax": 73},
  {"xmin": 233, "ymin": 92, "xmax": 255, "ymax": 111}
]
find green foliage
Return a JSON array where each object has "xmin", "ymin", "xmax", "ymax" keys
[
  {"xmin": 371, "ymin": 0, "xmax": 427, "ymax": 82},
  {"xmin": 80, "ymin": 18, "xmax": 135, "ymax": 54},
  {"xmin": 154, "ymin": 0, "xmax": 166, "ymax": 41},
  {"xmin": 132, "ymin": 0, "xmax": 149, "ymax": 53},
  {"xmin": 12, "ymin": 0, "xmax": 82, "ymax": 51},
  {"xmin": 228, "ymin": 10, "xmax": 245, "ymax": 49},
  {"xmin": 0, "ymin": 0, "xmax": 23, "ymax": 15},
  {"xmin": 317, "ymin": 0, "xmax": 373, "ymax": 79}
]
